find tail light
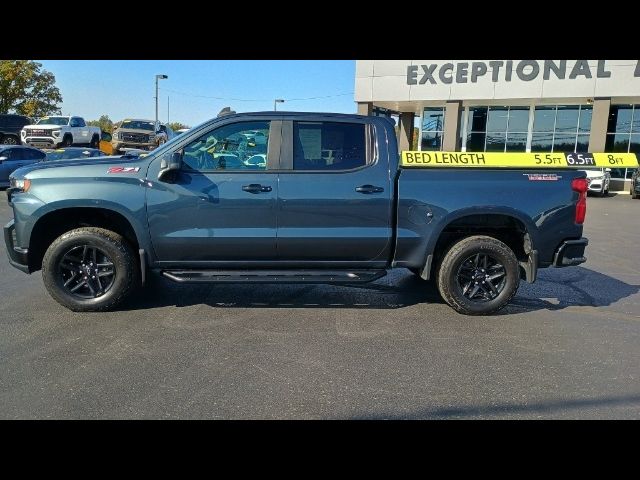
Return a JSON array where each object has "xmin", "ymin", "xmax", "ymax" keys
[{"xmin": 571, "ymin": 178, "xmax": 588, "ymax": 224}]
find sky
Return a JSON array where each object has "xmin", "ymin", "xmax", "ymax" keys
[{"xmin": 37, "ymin": 60, "xmax": 357, "ymax": 127}]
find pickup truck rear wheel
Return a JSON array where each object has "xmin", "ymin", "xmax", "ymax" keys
[
  {"xmin": 42, "ymin": 227, "xmax": 138, "ymax": 312},
  {"xmin": 437, "ymin": 235, "xmax": 519, "ymax": 315}
]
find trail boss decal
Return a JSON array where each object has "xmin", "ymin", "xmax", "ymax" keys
[
  {"xmin": 400, "ymin": 152, "xmax": 639, "ymax": 168},
  {"xmin": 523, "ymin": 173, "xmax": 562, "ymax": 181},
  {"xmin": 107, "ymin": 166, "xmax": 141, "ymax": 174}
]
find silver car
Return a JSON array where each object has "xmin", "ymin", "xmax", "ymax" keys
[{"xmin": 582, "ymin": 167, "xmax": 611, "ymax": 196}]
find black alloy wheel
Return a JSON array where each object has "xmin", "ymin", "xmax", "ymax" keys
[
  {"xmin": 455, "ymin": 252, "xmax": 507, "ymax": 302},
  {"xmin": 58, "ymin": 244, "xmax": 116, "ymax": 299}
]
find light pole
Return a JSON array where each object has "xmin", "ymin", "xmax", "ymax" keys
[
  {"xmin": 274, "ymin": 99, "xmax": 285, "ymax": 111},
  {"xmin": 155, "ymin": 74, "xmax": 168, "ymax": 128}
]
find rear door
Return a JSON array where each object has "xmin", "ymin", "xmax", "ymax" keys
[{"xmin": 276, "ymin": 118, "xmax": 393, "ymax": 267}]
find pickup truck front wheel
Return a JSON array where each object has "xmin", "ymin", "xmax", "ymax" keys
[
  {"xmin": 437, "ymin": 235, "xmax": 519, "ymax": 315},
  {"xmin": 42, "ymin": 227, "xmax": 138, "ymax": 312}
]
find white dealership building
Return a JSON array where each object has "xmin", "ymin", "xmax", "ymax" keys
[{"xmin": 355, "ymin": 60, "xmax": 640, "ymax": 190}]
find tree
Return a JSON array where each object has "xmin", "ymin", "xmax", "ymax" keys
[
  {"xmin": 0, "ymin": 60, "xmax": 62, "ymax": 117},
  {"xmin": 87, "ymin": 115, "xmax": 114, "ymax": 134},
  {"xmin": 167, "ymin": 122, "xmax": 189, "ymax": 131}
]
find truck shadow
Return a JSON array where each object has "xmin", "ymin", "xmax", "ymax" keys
[
  {"xmin": 119, "ymin": 266, "xmax": 639, "ymax": 313},
  {"xmin": 350, "ymin": 392, "xmax": 640, "ymax": 419}
]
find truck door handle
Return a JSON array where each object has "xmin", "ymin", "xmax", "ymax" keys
[
  {"xmin": 242, "ymin": 184, "xmax": 272, "ymax": 194},
  {"xmin": 355, "ymin": 185, "xmax": 384, "ymax": 194}
]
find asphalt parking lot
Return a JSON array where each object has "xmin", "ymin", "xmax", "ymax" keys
[{"xmin": 1, "ymin": 192, "xmax": 639, "ymax": 419}]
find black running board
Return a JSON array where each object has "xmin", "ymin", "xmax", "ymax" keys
[{"xmin": 161, "ymin": 269, "xmax": 387, "ymax": 284}]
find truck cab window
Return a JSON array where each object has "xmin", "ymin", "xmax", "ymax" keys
[
  {"xmin": 293, "ymin": 122, "xmax": 366, "ymax": 171},
  {"xmin": 182, "ymin": 121, "xmax": 270, "ymax": 172}
]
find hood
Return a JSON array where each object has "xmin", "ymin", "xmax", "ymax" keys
[
  {"xmin": 22, "ymin": 123, "xmax": 62, "ymax": 130},
  {"xmin": 116, "ymin": 128, "xmax": 155, "ymax": 134},
  {"xmin": 582, "ymin": 169, "xmax": 606, "ymax": 179},
  {"xmin": 10, "ymin": 155, "xmax": 149, "ymax": 180}
]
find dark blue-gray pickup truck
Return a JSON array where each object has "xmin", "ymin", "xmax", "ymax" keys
[{"xmin": 4, "ymin": 112, "xmax": 589, "ymax": 315}]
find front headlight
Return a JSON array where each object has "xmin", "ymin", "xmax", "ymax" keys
[
  {"xmin": 52, "ymin": 130, "xmax": 61, "ymax": 137},
  {"xmin": 591, "ymin": 176, "xmax": 604, "ymax": 181},
  {"xmin": 9, "ymin": 178, "xmax": 31, "ymax": 192}
]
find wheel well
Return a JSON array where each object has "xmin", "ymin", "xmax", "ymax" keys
[
  {"xmin": 430, "ymin": 214, "xmax": 532, "ymax": 276},
  {"xmin": 28, "ymin": 208, "xmax": 139, "ymax": 272}
]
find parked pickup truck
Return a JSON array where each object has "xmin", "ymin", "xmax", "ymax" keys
[
  {"xmin": 112, "ymin": 119, "xmax": 168, "ymax": 155},
  {"xmin": 4, "ymin": 112, "xmax": 591, "ymax": 315},
  {"xmin": 21, "ymin": 116, "xmax": 101, "ymax": 149}
]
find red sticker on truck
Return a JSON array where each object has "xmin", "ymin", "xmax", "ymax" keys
[{"xmin": 107, "ymin": 167, "xmax": 141, "ymax": 174}]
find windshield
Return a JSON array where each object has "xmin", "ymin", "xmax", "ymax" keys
[
  {"xmin": 120, "ymin": 120, "xmax": 155, "ymax": 131},
  {"xmin": 46, "ymin": 149, "xmax": 101, "ymax": 161},
  {"xmin": 36, "ymin": 116, "xmax": 69, "ymax": 126}
]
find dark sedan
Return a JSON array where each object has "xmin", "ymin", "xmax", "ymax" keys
[
  {"xmin": 43, "ymin": 147, "xmax": 106, "ymax": 161},
  {"xmin": 0, "ymin": 145, "xmax": 46, "ymax": 188}
]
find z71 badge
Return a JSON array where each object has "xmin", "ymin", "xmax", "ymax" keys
[{"xmin": 107, "ymin": 167, "xmax": 141, "ymax": 174}]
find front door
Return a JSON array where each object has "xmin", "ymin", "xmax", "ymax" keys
[{"xmin": 146, "ymin": 120, "xmax": 279, "ymax": 264}]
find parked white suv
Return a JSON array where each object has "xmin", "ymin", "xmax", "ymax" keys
[
  {"xmin": 582, "ymin": 167, "xmax": 611, "ymax": 196},
  {"xmin": 21, "ymin": 116, "xmax": 101, "ymax": 149}
]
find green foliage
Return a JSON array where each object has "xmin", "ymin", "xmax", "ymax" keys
[
  {"xmin": 0, "ymin": 60, "xmax": 62, "ymax": 116},
  {"xmin": 167, "ymin": 122, "xmax": 189, "ymax": 131},
  {"xmin": 87, "ymin": 115, "xmax": 114, "ymax": 134}
]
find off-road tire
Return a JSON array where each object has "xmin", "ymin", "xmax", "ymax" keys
[
  {"xmin": 42, "ymin": 227, "xmax": 138, "ymax": 312},
  {"xmin": 90, "ymin": 135, "xmax": 99, "ymax": 148},
  {"xmin": 62, "ymin": 134, "xmax": 73, "ymax": 147},
  {"xmin": 436, "ymin": 235, "xmax": 519, "ymax": 315},
  {"xmin": 1, "ymin": 134, "xmax": 19, "ymax": 145}
]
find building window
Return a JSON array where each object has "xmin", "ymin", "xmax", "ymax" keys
[
  {"xmin": 421, "ymin": 107, "xmax": 445, "ymax": 151},
  {"xmin": 605, "ymin": 104, "xmax": 640, "ymax": 179},
  {"xmin": 466, "ymin": 106, "xmax": 487, "ymax": 151},
  {"xmin": 530, "ymin": 105, "xmax": 592, "ymax": 153},
  {"xmin": 465, "ymin": 106, "xmax": 530, "ymax": 152}
]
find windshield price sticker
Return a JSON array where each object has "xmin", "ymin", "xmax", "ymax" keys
[{"xmin": 401, "ymin": 151, "xmax": 639, "ymax": 168}]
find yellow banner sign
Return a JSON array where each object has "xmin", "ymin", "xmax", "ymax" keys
[{"xmin": 400, "ymin": 151, "xmax": 639, "ymax": 168}]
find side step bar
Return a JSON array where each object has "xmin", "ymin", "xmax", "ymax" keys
[{"xmin": 161, "ymin": 269, "xmax": 387, "ymax": 284}]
